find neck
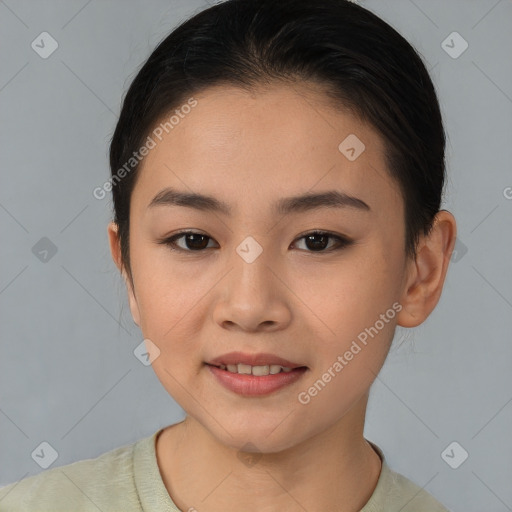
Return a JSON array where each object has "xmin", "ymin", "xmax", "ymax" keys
[{"xmin": 156, "ymin": 395, "xmax": 382, "ymax": 512}]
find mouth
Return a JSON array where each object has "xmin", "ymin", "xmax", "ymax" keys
[
  {"xmin": 204, "ymin": 353, "xmax": 309, "ymax": 396},
  {"xmin": 205, "ymin": 351, "xmax": 308, "ymax": 374},
  {"xmin": 205, "ymin": 362, "xmax": 308, "ymax": 376}
]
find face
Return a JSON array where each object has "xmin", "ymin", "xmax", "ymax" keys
[{"xmin": 112, "ymin": 83, "xmax": 413, "ymax": 453}]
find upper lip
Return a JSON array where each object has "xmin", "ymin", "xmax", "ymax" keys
[{"xmin": 206, "ymin": 352, "xmax": 306, "ymax": 369}]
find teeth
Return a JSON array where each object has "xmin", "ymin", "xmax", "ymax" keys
[
  {"xmin": 220, "ymin": 363, "xmax": 294, "ymax": 375},
  {"xmin": 238, "ymin": 363, "xmax": 252, "ymax": 375},
  {"xmin": 252, "ymin": 365, "xmax": 269, "ymax": 376},
  {"xmin": 269, "ymin": 365, "xmax": 282, "ymax": 375}
]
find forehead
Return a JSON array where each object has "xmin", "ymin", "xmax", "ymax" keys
[{"xmin": 132, "ymin": 82, "xmax": 402, "ymax": 218}]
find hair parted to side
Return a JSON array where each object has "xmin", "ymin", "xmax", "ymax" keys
[{"xmin": 109, "ymin": 0, "xmax": 446, "ymax": 285}]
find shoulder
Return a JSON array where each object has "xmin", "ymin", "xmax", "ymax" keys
[
  {"xmin": 362, "ymin": 442, "xmax": 451, "ymax": 512},
  {"xmin": 0, "ymin": 434, "xmax": 150, "ymax": 512},
  {"xmin": 377, "ymin": 465, "xmax": 451, "ymax": 511}
]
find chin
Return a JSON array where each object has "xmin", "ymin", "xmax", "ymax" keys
[{"xmin": 205, "ymin": 418, "xmax": 305, "ymax": 455}]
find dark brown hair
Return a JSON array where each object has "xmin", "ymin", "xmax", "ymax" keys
[{"xmin": 109, "ymin": 0, "xmax": 445, "ymax": 284}]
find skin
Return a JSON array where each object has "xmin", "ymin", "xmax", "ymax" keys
[{"xmin": 108, "ymin": 82, "xmax": 457, "ymax": 512}]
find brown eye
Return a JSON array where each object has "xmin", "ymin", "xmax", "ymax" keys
[
  {"xmin": 159, "ymin": 230, "xmax": 352, "ymax": 254},
  {"xmin": 293, "ymin": 231, "xmax": 353, "ymax": 252},
  {"xmin": 160, "ymin": 231, "xmax": 217, "ymax": 252}
]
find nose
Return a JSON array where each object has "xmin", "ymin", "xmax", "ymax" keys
[{"xmin": 212, "ymin": 242, "xmax": 292, "ymax": 332}]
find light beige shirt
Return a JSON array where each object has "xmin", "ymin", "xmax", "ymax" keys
[{"xmin": 0, "ymin": 428, "xmax": 450, "ymax": 511}]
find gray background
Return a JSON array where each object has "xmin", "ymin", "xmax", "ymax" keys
[{"xmin": 1, "ymin": 0, "xmax": 511, "ymax": 510}]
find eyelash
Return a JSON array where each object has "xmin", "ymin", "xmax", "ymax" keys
[{"xmin": 158, "ymin": 230, "xmax": 354, "ymax": 254}]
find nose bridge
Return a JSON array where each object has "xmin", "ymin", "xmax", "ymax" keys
[
  {"xmin": 230, "ymin": 234, "xmax": 276, "ymax": 300},
  {"xmin": 213, "ymin": 233, "xmax": 290, "ymax": 331}
]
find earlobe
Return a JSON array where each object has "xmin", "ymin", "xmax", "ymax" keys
[
  {"xmin": 125, "ymin": 280, "xmax": 141, "ymax": 328},
  {"xmin": 107, "ymin": 222, "xmax": 141, "ymax": 327},
  {"xmin": 107, "ymin": 222, "xmax": 122, "ymax": 272},
  {"xmin": 396, "ymin": 210, "xmax": 457, "ymax": 328}
]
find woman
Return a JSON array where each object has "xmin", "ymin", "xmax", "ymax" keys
[{"xmin": 0, "ymin": 0, "xmax": 456, "ymax": 510}]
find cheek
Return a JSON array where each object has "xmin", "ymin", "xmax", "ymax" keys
[
  {"xmin": 309, "ymin": 249, "xmax": 401, "ymax": 334},
  {"xmin": 128, "ymin": 247, "xmax": 207, "ymax": 374},
  {"xmin": 300, "ymin": 244, "xmax": 403, "ymax": 392},
  {"xmin": 130, "ymin": 238, "xmax": 200, "ymax": 327},
  {"xmin": 296, "ymin": 262, "xmax": 400, "ymax": 418},
  {"xmin": 135, "ymin": 273, "xmax": 207, "ymax": 405}
]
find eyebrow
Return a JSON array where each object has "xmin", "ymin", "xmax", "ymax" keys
[{"xmin": 147, "ymin": 187, "xmax": 370, "ymax": 215}]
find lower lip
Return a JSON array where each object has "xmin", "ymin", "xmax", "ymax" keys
[{"xmin": 206, "ymin": 364, "xmax": 308, "ymax": 396}]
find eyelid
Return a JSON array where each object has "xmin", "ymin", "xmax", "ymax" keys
[
  {"xmin": 292, "ymin": 230, "xmax": 353, "ymax": 252},
  {"xmin": 158, "ymin": 229, "xmax": 353, "ymax": 253},
  {"xmin": 157, "ymin": 230, "xmax": 218, "ymax": 251}
]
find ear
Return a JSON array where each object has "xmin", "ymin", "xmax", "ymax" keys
[
  {"xmin": 396, "ymin": 210, "xmax": 457, "ymax": 328},
  {"xmin": 107, "ymin": 221, "xmax": 141, "ymax": 327}
]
